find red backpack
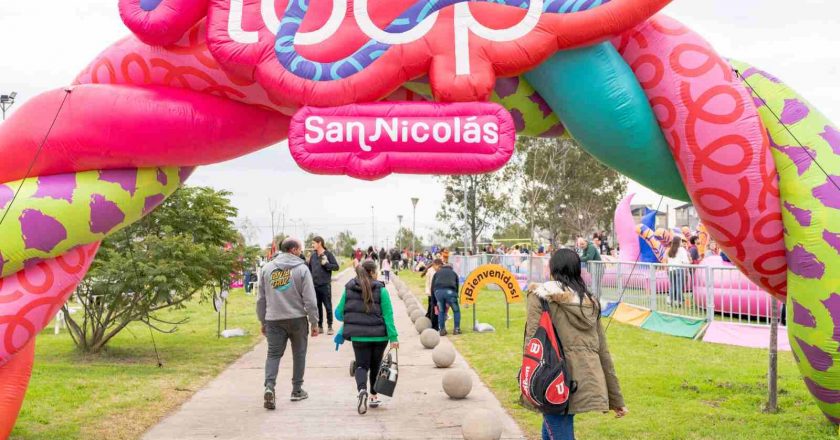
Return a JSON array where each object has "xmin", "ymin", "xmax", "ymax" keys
[{"xmin": 519, "ymin": 298, "xmax": 577, "ymax": 414}]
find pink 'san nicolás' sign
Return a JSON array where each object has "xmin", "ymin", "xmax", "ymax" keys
[{"xmin": 288, "ymin": 102, "xmax": 516, "ymax": 180}]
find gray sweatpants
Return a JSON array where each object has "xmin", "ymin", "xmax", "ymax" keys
[{"xmin": 264, "ymin": 317, "xmax": 309, "ymax": 392}]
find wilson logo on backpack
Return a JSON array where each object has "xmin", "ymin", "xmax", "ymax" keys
[{"xmin": 519, "ymin": 298, "xmax": 577, "ymax": 414}]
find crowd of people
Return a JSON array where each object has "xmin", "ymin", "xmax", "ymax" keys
[
  {"xmin": 350, "ymin": 245, "xmax": 463, "ymax": 336},
  {"xmin": 253, "ymin": 233, "xmax": 629, "ymax": 440}
]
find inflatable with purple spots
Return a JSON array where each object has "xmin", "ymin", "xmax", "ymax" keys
[{"xmin": 0, "ymin": 0, "xmax": 839, "ymax": 434}]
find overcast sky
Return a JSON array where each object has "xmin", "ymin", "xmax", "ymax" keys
[{"xmin": 1, "ymin": 1, "xmax": 838, "ymax": 247}]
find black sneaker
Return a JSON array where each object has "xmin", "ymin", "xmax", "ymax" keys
[
  {"xmin": 453, "ymin": 328, "xmax": 462, "ymax": 335},
  {"xmin": 440, "ymin": 328, "xmax": 448, "ymax": 337},
  {"xmin": 291, "ymin": 389, "xmax": 309, "ymax": 402},
  {"xmin": 263, "ymin": 387, "xmax": 276, "ymax": 410},
  {"xmin": 357, "ymin": 390, "xmax": 368, "ymax": 415}
]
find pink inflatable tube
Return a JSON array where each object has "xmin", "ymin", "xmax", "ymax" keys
[
  {"xmin": 119, "ymin": 0, "xmax": 209, "ymax": 46},
  {"xmin": 0, "ymin": 84, "xmax": 290, "ymax": 184},
  {"xmin": 0, "ymin": 243, "xmax": 101, "ymax": 366},
  {"xmin": 614, "ymin": 193, "xmax": 640, "ymax": 262},
  {"xmin": 693, "ymin": 256, "xmax": 772, "ymax": 317},
  {"xmin": 74, "ymin": 22, "xmax": 295, "ymax": 115},
  {"xmin": 613, "ymin": 15, "xmax": 787, "ymax": 300},
  {"xmin": 583, "ymin": 268, "xmax": 671, "ymax": 293},
  {"xmin": 289, "ymin": 102, "xmax": 516, "ymax": 179}
]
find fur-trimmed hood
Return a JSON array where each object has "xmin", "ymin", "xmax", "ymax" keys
[{"xmin": 528, "ymin": 281, "xmax": 599, "ymax": 331}]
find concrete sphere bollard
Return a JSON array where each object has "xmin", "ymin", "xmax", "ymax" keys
[
  {"xmin": 432, "ymin": 344, "xmax": 456, "ymax": 368},
  {"xmin": 415, "ymin": 316, "xmax": 432, "ymax": 333},
  {"xmin": 462, "ymin": 409, "xmax": 503, "ymax": 440},
  {"xmin": 420, "ymin": 328, "xmax": 440, "ymax": 349},
  {"xmin": 442, "ymin": 369, "xmax": 472, "ymax": 399},
  {"xmin": 410, "ymin": 309, "xmax": 425, "ymax": 322}
]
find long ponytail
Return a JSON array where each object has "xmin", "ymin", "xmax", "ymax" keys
[{"xmin": 356, "ymin": 260, "xmax": 378, "ymax": 312}]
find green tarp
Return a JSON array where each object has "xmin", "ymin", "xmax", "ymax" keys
[{"xmin": 640, "ymin": 311, "xmax": 706, "ymax": 339}]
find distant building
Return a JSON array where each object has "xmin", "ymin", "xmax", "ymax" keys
[
  {"xmin": 630, "ymin": 205, "xmax": 668, "ymax": 229},
  {"xmin": 674, "ymin": 203, "xmax": 700, "ymax": 230}
]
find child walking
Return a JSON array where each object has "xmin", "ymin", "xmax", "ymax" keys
[{"xmin": 381, "ymin": 258, "xmax": 392, "ymax": 283}]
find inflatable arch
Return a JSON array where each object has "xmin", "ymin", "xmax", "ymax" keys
[{"xmin": 1, "ymin": 0, "xmax": 839, "ymax": 433}]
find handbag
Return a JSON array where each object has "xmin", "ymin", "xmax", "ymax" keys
[{"xmin": 373, "ymin": 348, "xmax": 398, "ymax": 397}]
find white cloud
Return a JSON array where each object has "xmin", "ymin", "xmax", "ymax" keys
[{"xmin": 1, "ymin": 1, "xmax": 837, "ymax": 247}]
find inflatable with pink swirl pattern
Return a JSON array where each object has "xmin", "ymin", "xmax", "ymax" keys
[{"xmin": 1, "ymin": 0, "xmax": 839, "ymax": 434}]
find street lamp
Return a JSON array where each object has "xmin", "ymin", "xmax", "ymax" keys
[
  {"xmin": 1, "ymin": 92, "xmax": 17, "ymax": 121},
  {"xmin": 397, "ymin": 215, "xmax": 404, "ymax": 250},
  {"xmin": 371, "ymin": 205, "xmax": 375, "ymax": 248},
  {"xmin": 411, "ymin": 197, "xmax": 419, "ymax": 263}
]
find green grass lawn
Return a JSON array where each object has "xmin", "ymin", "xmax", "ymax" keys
[
  {"xmin": 399, "ymin": 272, "xmax": 837, "ymax": 440},
  {"xmin": 11, "ymin": 289, "xmax": 261, "ymax": 440}
]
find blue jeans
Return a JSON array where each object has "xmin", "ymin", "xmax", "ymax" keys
[
  {"xmin": 434, "ymin": 289, "xmax": 460, "ymax": 331},
  {"xmin": 669, "ymin": 268, "xmax": 686, "ymax": 305},
  {"xmin": 542, "ymin": 414, "xmax": 575, "ymax": 440}
]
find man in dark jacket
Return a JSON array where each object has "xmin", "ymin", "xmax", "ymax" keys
[
  {"xmin": 431, "ymin": 263, "xmax": 461, "ymax": 336},
  {"xmin": 309, "ymin": 236, "xmax": 340, "ymax": 335},
  {"xmin": 390, "ymin": 248, "xmax": 402, "ymax": 274}
]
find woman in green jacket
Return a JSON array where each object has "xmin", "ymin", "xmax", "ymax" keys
[{"xmin": 336, "ymin": 260, "xmax": 399, "ymax": 414}]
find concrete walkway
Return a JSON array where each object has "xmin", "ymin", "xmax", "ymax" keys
[{"xmin": 142, "ymin": 270, "xmax": 525, "ymax": 440}]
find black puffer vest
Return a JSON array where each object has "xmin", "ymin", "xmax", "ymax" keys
[{"xmin": 343, "ymin": 278, "xmax": 387, "ymax": 340}]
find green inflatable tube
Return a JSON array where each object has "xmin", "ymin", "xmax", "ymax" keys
[
  {"xmin": 525, "ymin": 42, "xmax": 689, "ymax": 201},
  {"xmin": 731, "ymin": 59, "xmax": 840, "ymax": 423}
]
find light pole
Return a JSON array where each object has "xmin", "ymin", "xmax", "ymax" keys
[
  {"xmin": 411, "ymin": 197, "xmax": 419, "ymax": 262},
  {"xmin": 1, "ymin": 92, "xmax": 17, "ymax": 121},
  {"xmin": 371, "ymin": 206, "xmax": 375, "ymax": 248},
  {"xmin": 397, "ymin": 215, "xmax": 404, "ymax": 250}
]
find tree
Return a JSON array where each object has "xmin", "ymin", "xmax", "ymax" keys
[
  {"xmin": 235, "ymin": 235, "xmax": 263, "ymax": 273},
  {"xmin": 436, "ymin": 170, "xmax": 513, "ymax": 253},
  {"xmin": 267, "ymin": 233, "xmax": 288, "ymax": 254},
  {"xmin": 304, "ymin": 233, "xmax": 318, "ymax": 249},
  {"xmin": 334, "ymin": 230, "xmax": 358, "ymax": 258},
  {"xmin": 237, "ymin": 217, "xmax": 259, "ymax": 246},
  {"xmin": 63, "ymin": 186, "xmax": 243, "ymax": 353},
  {"xmin": 395, "ymin": 227, "xmax": 423, "ymax": 252},
  {"xmin": 513, "ymin": 137, "xmax": 627, "ymax": 244},
  {"xmin": 493, "ymin": 222, "xmax": 532, "ymax": 243}
]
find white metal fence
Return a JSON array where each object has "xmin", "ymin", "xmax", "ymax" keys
[{"xmin": 450, "ymin": 254, "xmax": 784, "ymax": 326}]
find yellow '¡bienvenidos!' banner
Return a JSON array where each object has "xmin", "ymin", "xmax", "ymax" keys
[{"xmin": 460, "ymin": 264, "xmax": 523, "ymax": 305}]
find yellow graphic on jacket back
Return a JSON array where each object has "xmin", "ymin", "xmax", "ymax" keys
[{"xmin": 271, "ymin": 268, "xmax": 292, "ymax": 292}]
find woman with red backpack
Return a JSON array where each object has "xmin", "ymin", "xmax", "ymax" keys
[{"xmin": 522, "ymin": 249, "xmax": 627, "ymax": 440}]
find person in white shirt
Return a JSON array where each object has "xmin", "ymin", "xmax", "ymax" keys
[{"xmin": 665, "ymin": 236, "xmax": 690, "ymax": 306}]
